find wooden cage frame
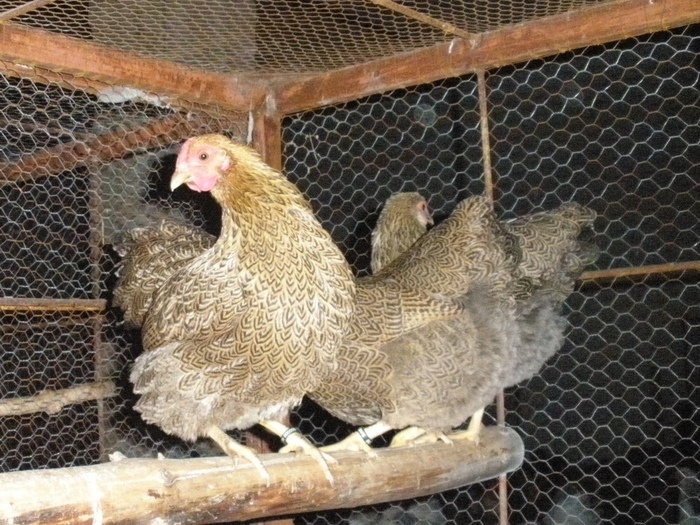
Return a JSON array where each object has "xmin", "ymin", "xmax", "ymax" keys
[{"xmin": 0, "ymin": 0, "xmax": 699, "ymax": 523}]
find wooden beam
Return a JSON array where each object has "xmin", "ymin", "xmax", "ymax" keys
[
  {"xmin": 0, "ymin": 297, "xmax": 106, "ymax": 311},
  {"xmin": 252, "ymin": 108, "xmax": 284, "ymax": 172},
  {"xmin": 0, "ymin": 23, "xmax": 265, "ymax": 112},
  {"xmin": 273, "ymin": 0, "xmax": 700, "ymax": 114},
  {"xmin": 0, "ymin": 381, "xmax": 116, "ymax": 417},
  {"xmin": 0, "ymin": 113, "xmax": 230, "ymax": 183},
  {"xmin": 579, "ymin": 260, "xmax": 700, "ymax": 282},
  {"xmin": 0, "ymin": 426, "xmax": 523, "ymax": 525}
]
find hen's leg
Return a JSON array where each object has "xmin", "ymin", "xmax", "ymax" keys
[
  {"xmin": 321, "ymin": 421, "xmax": 394, "ymax": 456},
  {"xmin": 207, "ymin": 425, "xmax": 271, "ymax": 486},
  {"xmin": 259, "ymin": 420, "xmax": 337, "ymax": 485},
  {"xmin": 446, "ymin": 407, "xmax": 486, "ymax": 444}
]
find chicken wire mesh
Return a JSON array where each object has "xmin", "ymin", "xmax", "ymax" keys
[
  {"xmin": 0, "ymin": 63, "xmax": 246, "ymax": 469},
  {"xmin": 283, "ymin": 24, "xmax": 699, "ymax": 525},
  {"xmin": 0, "ymin": 14, "xmax": 697, "ymax": 525},
  {"xmin": 7, "ymin": 0, "xmax": 609, "ymax": 75}
]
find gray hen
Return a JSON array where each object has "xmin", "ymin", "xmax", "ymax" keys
[{"xmin": 311, "ymin": 195, "xmax": 597, "ymax": 450}]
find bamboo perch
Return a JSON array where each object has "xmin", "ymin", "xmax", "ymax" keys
[
  {"xmin": 0, "ymin": 381, "xmax": 116, "ymax": 417},
  {"xmin": 0, "ymin": 426, "xmax": 523, "ymax": 525}
]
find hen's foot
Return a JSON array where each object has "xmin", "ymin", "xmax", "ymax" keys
[
  {"xmin": 447, "ymin": 407, "xmax": 486, "ymax": 445},
  {"xmin": 321, "ymin": 429, "xmax": 378, "ymax": 457},
  {"xmin": 390, "ymin": 426, "xmax": 453, "ymax": 447},
  {"xmin": 259, "ymin": 421, "xmax": 336, "ymax": 485},
  {"xmin": 207, "ymin": 425, "xmax": 271, "ymax": 486}
]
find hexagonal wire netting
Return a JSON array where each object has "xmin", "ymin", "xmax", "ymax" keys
[
  {"xmin": 0, "ymin": 20, "xmax": 697, "ymax": 525},
  {"xmin": 282, "ymin": 24, "xmax": 699, "ymax": 525},
  {"xmin": 0, "ymin": 65, "xmax": 246, "ymax": 470},
  {"xmin": 12, "ymin": 0, "xmax": 609, "ymax": 75}
]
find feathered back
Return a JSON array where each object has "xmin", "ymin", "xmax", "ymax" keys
[{"xmin": 372, "ymin": 195, "xmax": 519, "ymax": 303}]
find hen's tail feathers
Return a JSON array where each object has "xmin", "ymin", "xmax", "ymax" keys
[
  {"xmin": 112, "ymin": 218, "xmax": 215, "ymax": 327},
  {"xmin": 508, "ymin": 203, "xmax": 600, "ymax": 300}
]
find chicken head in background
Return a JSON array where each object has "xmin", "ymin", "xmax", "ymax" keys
[{"xmin": 371, "ymin": 192, "xmax": 434, "ymax": 273}]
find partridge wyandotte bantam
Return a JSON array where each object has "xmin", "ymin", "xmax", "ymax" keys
[
  {"xmin": 310, "ymin": 194, "xmax": 598, "ymax": 452},
  {"xmin": 124, "ymin": 134, "xmax": 355, "ymax": 484}
]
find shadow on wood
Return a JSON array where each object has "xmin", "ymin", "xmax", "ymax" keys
[{"xmin": 0, "ymin": 426, "xmax": 523, "ymax": 525}]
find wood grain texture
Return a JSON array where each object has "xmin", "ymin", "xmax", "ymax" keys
[
  {"xmin": 0, "ymin": 426, "xmax": 524, "ymax": 525},
  {"xmin": 0, "ymin": 23, "xmax": 265, "ymax": 111},
  {"xmin": 273, "ymin": 0, "xmax": 700, "ymax": 114}
]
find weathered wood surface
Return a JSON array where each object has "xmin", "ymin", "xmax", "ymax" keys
[
  {"xmin": 273, "ymin": 0, "xmax": 700, "ymax": 114},
  {"xmin": 0, "ymin": 426, "xmax": 523, "ymax": 525},
  {"xmin": 0, "ymin": 23, "xmax": 265, "ymax": 112},
  {"xmin": 0, "ymin": 382, "xmax": 116, "ymax": 417}
]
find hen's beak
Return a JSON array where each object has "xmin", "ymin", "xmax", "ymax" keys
[{"xmin": 170, "ymin": 166, "xmax": 192, "ymax": 192}]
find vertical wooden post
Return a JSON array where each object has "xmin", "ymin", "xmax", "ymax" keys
[
  {"xmin": 251, "ymin": 105, "xmax": 283, "ymax": 171},
  {"xmin": 477, "ymin": 69, "xmax": 494, "ymax": 204}
]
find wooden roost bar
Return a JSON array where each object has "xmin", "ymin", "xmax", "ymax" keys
[
  {"xmin": 1, "ymin": 427, "xmax": 523, "ymax": 524},
  {"xmin": 1, "ymin": 0, "xmax": 699, "ymax": 524}
]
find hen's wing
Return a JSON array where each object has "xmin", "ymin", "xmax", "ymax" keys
[
  {"xmin": 113, "ymin": 218, "xmax": 215, "ymax": 327},
  {"xmin": 311, "ymin": 280, "xmax": 465, "ymax": 426},
  {"xmin": 134, "ymin": 205, "xmax": 355, "ymax": 441},
  {"xmin": 505, "ymin": 203, "xmax": 598, "ymax": 298}
]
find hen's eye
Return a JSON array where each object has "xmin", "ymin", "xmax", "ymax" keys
[{"xmin": 199, "ymin": 152, "xmax": 209, "ymax": 161}]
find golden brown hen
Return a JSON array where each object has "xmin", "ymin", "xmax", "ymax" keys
[
  {"xmin": 310, "ymin": 195, "xmax": 598, "ymax": 452},
  {"xmin": 127, "ymin": 134, "xmax": 355, "ymax": 484},
  {"xmin": 370, "ymin": 192, "xmax": 433, "ymax": 273}
]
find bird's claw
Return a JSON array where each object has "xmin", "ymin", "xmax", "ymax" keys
[
  {"xmin": 390, "ymin": 426, "xmax": 424, "ymax": 447},
  {"xmin": 224, "ymin": 440, "xmax": 272, "ymax": 486},
  {"xmin": 321, "ymin": 430, "xmax": 378, "ymax": 458},
  {"xmin": 207, "ymin": 426, "xmax": 271, "ymax": 486},
  {"xmin": 389, "ymin": 426, "xmax": 443, "ymax": 447},
  {"xmin": 278, "ymin": 428, "xmax": 336, "ymax": 485},
  {"xmin": 446, "ymin": 425, "xmax": 484, "ymax": 446}
]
